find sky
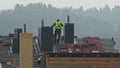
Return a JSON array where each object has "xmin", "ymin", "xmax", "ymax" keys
[{"xmin": 0, "ymin": 0, "xmax": 120, "ymax": 11}]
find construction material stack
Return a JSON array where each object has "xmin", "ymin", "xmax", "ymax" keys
[
  {"xmin": 38, "ymin": 20, "xmax": 53, "ymax": 52},
  {"xmin": 20, "ymin": 33, "xmax": 33, "ymax": 68},
  {"xmin": 12, "ymin": 28, "xmax": 22, "ymax": 54},
  {"xmin": 64, "ymin": 15, "xmax": 74, "ymax": 43},
  {"xmin": 64, "ymin": 23, "xmax": 74, "ymax": 43}
]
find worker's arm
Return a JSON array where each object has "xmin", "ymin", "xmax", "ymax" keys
[
  {"xmin": 61, "ymin": 23, "xmax": 63, "ymax": 27},
  {"xmin": 51, "ymin": 23, "xmax": 55, "ymax": 28}
]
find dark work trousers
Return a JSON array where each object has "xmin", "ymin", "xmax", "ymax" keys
[{"xmin": 54, "ymin": 29, "xmax": 61, "ymax": 44}]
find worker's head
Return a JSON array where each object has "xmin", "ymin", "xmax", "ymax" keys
[{"xmin": 57, "ymin": 19, "xmax": 60, "ymax": 22}]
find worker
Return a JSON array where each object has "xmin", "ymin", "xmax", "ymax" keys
[{"xmin": 52, "ymin": 19, "xmax": 63, "ymax": 44}]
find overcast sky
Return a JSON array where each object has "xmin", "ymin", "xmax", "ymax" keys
[{"xmin": 0, "ymin": 0, "xmax": 120, "ymax": 10}]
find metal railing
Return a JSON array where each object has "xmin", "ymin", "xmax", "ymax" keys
[{"xmin": 33, "ymin": 38, "xmax": 40, "ymax": 56}]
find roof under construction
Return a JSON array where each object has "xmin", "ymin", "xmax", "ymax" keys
[{"xmin": 52, "ymin": 36, "xmax": 118, "ymax": 53}]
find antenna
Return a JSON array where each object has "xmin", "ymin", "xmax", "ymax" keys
[
  {"xmin": 41, "ymin": 19, "xmax": 44, "ymax": 27},
  {"xmin": 67, "ymin": 15, "xmax": 70, "ymax": 23},
  {"xmin": 24, "ymin": 23, "xmax": 26, "ymax": 33}
]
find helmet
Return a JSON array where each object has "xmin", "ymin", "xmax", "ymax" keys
[{"xmin": 57, "ymin": 19, "xmax": 60, "ymax": 21}]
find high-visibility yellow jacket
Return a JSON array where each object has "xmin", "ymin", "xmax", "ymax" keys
[{"xmin": 54, "ymin": 21, "xmax": 63, "ymax": 30}]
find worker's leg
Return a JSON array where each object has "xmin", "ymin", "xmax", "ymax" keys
[
  {"xmin": 57, "ymin": 30, "xmax": 61, "ymax": 44},
  {"xmin": 54, "ymin": 30, "xmax": 57, "ymax": 43}
]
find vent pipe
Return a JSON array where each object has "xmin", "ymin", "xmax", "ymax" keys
[
  {"xmin": 24, "ymin": 23, "xmax": 26, "ymax": 33},
  {"xmin": 67, "ymin": 15, "xmax": 70, "ymax": 23},
  {"xmin": 41, "ymin": 19, "xmax": 44, "ymax": 27}
]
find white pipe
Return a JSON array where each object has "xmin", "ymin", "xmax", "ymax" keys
[
  {"xmin": 8, "ymin": 51, "xmax": 10, "ymax": 56},
  {"xmin": 35, "ymin": 39, "xmax": 40, "ymax": 52},
  {"xmin": 0, "ymin": 63, "xmax": 2, "ymax": 68},
  {"xmin": 10, "ymin": 47, "xmax": 13, "ymax": 53},
  {"xmin": 33, "ymin": 41, "xmax": 38, "ymax": 55}
]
